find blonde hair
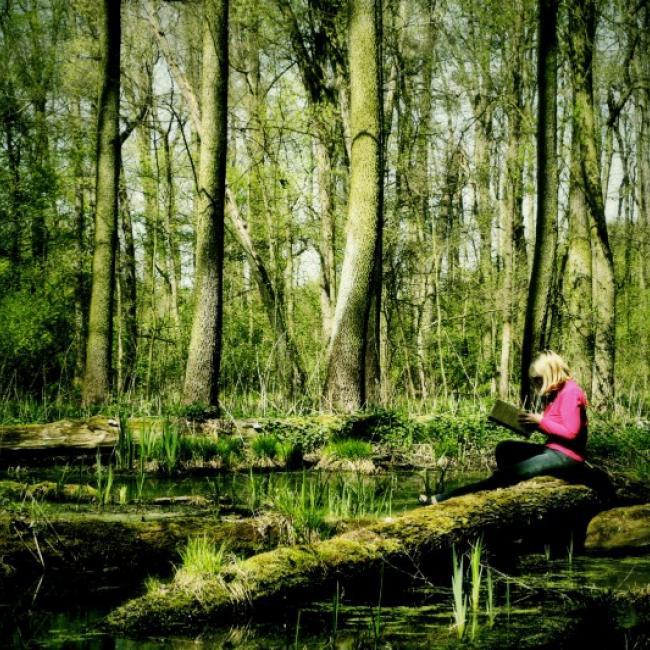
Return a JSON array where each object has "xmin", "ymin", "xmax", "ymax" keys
[{"xmin": 529, "ymin": 350, "xmax": 571, "ymax": 395}]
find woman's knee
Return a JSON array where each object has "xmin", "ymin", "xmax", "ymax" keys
[{"xmin": 495, "ymin": 440, "xmax": 516, "ymax": 467}]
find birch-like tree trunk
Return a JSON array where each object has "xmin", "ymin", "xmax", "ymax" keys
[
  {"xmin": 182, "ymin": 0, "xmax": 229, "ymax": 407},
  {"xmin": 82, "ymin": 0, "xmax": 121, "ymax": 406},
  {"xmin": 324, "ymin": 0, "xmax": 382, "ymax": 412}
]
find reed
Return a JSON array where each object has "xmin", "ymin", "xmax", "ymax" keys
[
  {"xmin": 451, "ymin": 546, "xmax": 468, "ymax": 639},
  {"xmin": 469, "ymin": 537, "xmax": 483, "ymax": 613},
  {"xmin": 485, "ymin": 566, "xmax": 496, "ymax": 627}
]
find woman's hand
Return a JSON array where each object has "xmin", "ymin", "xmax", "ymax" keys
[{"xmin": 518, "ymin": 411, "xmax": 543, "ymax": 427}]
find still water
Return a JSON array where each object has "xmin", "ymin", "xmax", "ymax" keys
[{"xmin": 1, "ymin": 470, "xmax": 647, "ymax": 648}]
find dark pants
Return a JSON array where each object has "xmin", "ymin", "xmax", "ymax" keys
[{"xmin": 435, "ymin": 440, "xmax": 582, "ymax": 503}]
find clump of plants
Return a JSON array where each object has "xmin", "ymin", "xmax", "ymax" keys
[
  {"xmin": 251, "ymin": 434, "xmax": 281, "ymax": 460},
  {"xmin": 260, "ymin": 417, "xmax": 335, "ymax": 453},
  {"xmin": 324, "ymin": 438, "xmax": 374, "ymax": 461},
  {"xmin": 177, "ymin": 535, "xmax": 227, "ymax": 577},
  {"xmin": 174, "ymin": 536, "xmax": 229, "ymax": 593},
  {"xmin": 272, "ymin": 478, "xmax": 331, "ymax": 544},
  {"xmin": 214, "ymin": 437, "xmax": 244, "ymax": 468}
]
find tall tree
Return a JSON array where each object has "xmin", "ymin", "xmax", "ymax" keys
[
  {"xmin": 567, "ymin": 0, "xmax": 615, "ymax": 403},
  {"xmin": 520, "ymin": 0, "xmax": 559, "ymax": 404},
  {"xmin": 324, "ymin": 0, "xmax": 382, "ymax": 411},
  {"xmin": 82, "ymin": 0, "xmax": 121, "ymax": 406},
  {"xmin": 182, "ymin": 0, "xmax": 229, "ymax": 407}
]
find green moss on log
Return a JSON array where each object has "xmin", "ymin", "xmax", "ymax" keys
[
  {"xmin": 105, "ymin": 477, "xmax": 603, "ymax": 635},
  {"xmin": 585, "ymin": 504, "xmax": 650, "ymax": 553}
]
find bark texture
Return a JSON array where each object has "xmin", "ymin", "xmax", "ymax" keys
[
  {"xmin": 0, "ymin": 508, "xmax": 274, "ymax": 578},
  {"xmin": 82, "ymin": 0, "xmax": 121, "ymax": 406},
  {"xmin": 182, "ymin": 0, "xmax": 229, "ymax": 406},
  {"xmin": 520, "ymin": 0, "xmax": 559, "ymax": 404},
  {"xmin": 324, "ymin": 0, "xmax": 382, "ymax": 412},
  {"xmin": 567, "ymin": 0, "xmax": 615, "ymax": 403}
]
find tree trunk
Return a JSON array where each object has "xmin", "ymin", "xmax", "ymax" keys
[
  {"xmin": 83, "ymin": 0, "xmax": 121, "ymax": 406},
  {"xmin": 118, "ymin": 166, "xmax": 138, "ymax": 394},
  {"xmin": 0, "ymin": 507, "xmax": 274, "ymax": 577},
  {"xmin": 182, "ymin": 0, "xmax": 229, "ymax": 407},
  {"xmin": 160, "ymin": 124, "xmax": 180, "ymax": 327},
  {"xmin": 324, "ymin": 0, "xmax": 382, "ymax": 412},
  {"xmin": 314, "ymin": 137, "xmax": 337, "ymax": 343},
  {"xmin": 520, "ymin": 0, "xmax": 559, "ymax": 404},
  {"xmin": 567, "ymin": 0, "xmax": 615, "ymax": 404},
  {"xmin": 564, "ymin": 128, "xmax": 593, "ymax": 393},
  {"xmin": 72, "ymin": 101, "xmax": 88, "ymax": 389}
]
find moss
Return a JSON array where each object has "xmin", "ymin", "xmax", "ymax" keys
[
  {"xmin": 104, "ymin": 478, "xmax": 603, "ymax": 635},
  {"xmin": 0, "ymin": 479, "xmax": 97, "ymax": 503},
  {"xmin": 585, "ymin": 504, "xmax": 650, "ymax": 552}
]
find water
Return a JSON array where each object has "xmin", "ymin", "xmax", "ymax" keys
[
  {"xmin": 1, "ymin": 469, "xmax": 647, "ymax": 648},
  {"xmin": 3, "ymin": 553, "xmax": 648, "ymax": 648}
]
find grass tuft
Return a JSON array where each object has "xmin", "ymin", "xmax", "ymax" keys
[{"xmin": 325, "ymin": 438, "xmax": 374, "ymax": 461}]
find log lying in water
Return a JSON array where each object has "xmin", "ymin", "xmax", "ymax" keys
[
  {"xmin": 105, "ymin": 477, "xmax": 604, "ymax": 635},
  {"xmin": 0, "ymin": 508, "xmax": 277, "ymax": 578},
  {"xmin": 0, "ymin": 416, "xmax": 120, "ymax": 464}
]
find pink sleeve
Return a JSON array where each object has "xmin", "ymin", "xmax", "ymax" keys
[{"xmin": 539, "ymin": 384, "xmax": 584, "ymax": 440}]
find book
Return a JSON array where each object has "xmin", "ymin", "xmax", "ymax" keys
[{"xmin": 488, "ymin": 400, "xmax": 532, "ymax": 438}]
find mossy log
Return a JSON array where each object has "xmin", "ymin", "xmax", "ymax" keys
[
  {"xmin": 105, "ymin": 477, "xmax": 604, "ymax": 635},
  {"xmin": 0, "ymin": 509, "xmax": 277, "ymax": 578},
  {"xmin": 0, "ymin": 479, "xmax": 98, "ymax": 502},
  {"xmin": 585, "ymin": 503, "xmax": 650, "ymax": 553},
  {"xmin": 0, "ymin": 416, "xmax": 120, "ymax": 464}
]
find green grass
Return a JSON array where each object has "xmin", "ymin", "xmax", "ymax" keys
[
  {"xmin": 265, "ymin": 472, "xmax": 394, "ymax": 543},
  {"xmin": 325, "ymin": 438, "xmax": 374, "ymax": 461},
  {"xmin": 469, "ymin": 537, "xmax": 484, "ymax": 613},
  {"xmin": 177, "ymin": 535, "xmax": 227, "ymax": 578},
  {"xmin": 251, "ymin": 434, "xmax": 280, "ymax": 460}
]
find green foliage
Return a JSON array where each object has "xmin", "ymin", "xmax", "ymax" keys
[
  {"xmin": 160, "ymin": 422, "xmax": 181, "ymax": 474},
  {"xmin": 324, "ymin": 438, "xmax": 374, "ymax": 461},
  {"xmin": 272, "ymin": 475, "xmax": 331, "ymax": 544},
  {"xmin": 177, "ymin": 536, "xmax": 227, "ymax": 578},
  {"xmin": 214, "ymin": 437, "xmax": 244, "ymax": 468},
  {"xmin": 261, "ymin": 418, "xmax": 333, "ymax": 453},
  {"xmin": 588, "ymin": 415, "xmax": 650, "ymax": 479},
  {"xmin": 0, "ymin": 281, "xmax": 74, "ymax": 391},
  {"xmin": 174, "ymin": 403, "xmax": 220, "ymax": 421},
  {"xmin": 276, "ymin": 441, "xmax": 303, "ymax": 468},
  {"xmin": 451, "ymin": 546, "xmax": 468, "ymax": 639},
  {"xmin": 251, "ymin": 434, "xmax": 281, "ymax": 460}
]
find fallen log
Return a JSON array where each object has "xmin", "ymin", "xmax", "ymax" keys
[
  {"xmin": 0, "ymin": 479, "xmax": 98, "ymax": 502},
  {"xmin": 105, "ymin": 477, "xmax": 605, "ymax": 635},
  {"xmin": 0, "ymin": 509, "xmax": 279, "ymax": 578},
  {"xmin": 0, "ymin": 416, "xmax": 120, "ymax": 465}
]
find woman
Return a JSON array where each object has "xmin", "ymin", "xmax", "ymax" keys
[{"xmin": 419, "ymin": 350, "xmax": 588, "ymax": 505}]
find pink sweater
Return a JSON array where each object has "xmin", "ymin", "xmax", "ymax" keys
[{"xmin": 539, "ymin": 379, "xmax": 588, "ymax": 462}]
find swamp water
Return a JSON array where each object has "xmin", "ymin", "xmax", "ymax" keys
[{"xmin": 0, "ymin": 470, "xmax": 647, "ymax": 648}]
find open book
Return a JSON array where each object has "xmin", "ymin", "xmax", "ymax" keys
[{"xmin": 488, "ymin": 400, "xmax": 532, "ymax": 438}]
